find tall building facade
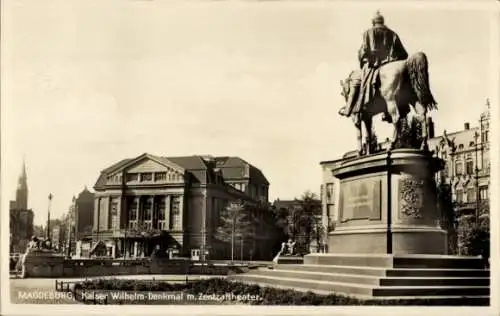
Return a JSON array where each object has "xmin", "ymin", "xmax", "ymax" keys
[
  {"xmin": 321, "ymin": 103, "xmax": 490, "ymax": 236},
  {"xmin": 92, "ymin": 153, "xmax": 269, "ymax": 259},
  {"xmin": 75, "ymin": 187, "xmax": 95, "ymax": 241},
  {"xmin": 428, "ymin": 102, "xmax": 491, "ymax": 216},
  {"xmin": 9, "ymin": 161, "xmax": 34, "ymax": 252}
]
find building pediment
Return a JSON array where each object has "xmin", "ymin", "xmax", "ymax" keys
[{"xmin": 105, "ymin": 153, "xmax": 186, "ymax": 186}]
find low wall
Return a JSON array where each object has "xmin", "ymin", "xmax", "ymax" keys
[{"xmin": 20, "ymin": 255, "xmax": 249, "ymax": 278}]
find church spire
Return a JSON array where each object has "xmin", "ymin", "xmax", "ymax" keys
[{"xmin": 16, "ymin": 158, "xmax": 28, "ymax": 209}]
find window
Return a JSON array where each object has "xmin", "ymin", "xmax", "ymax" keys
[
  {"xmin": 99, "ymin": 198, "xmax": 107, "ymax": 230},
  {"xmin": 443, "ymin": 164, "xmax": 449, "ymax": 177},
  {"xmin": 484, "ymin": 131, "xmax": 489, "ymax": 143},
  {"xmin": 466, "ymin": 160, "xmax": 474, "ymax": 175},
  {"xmin": 170, "ymin": 196, "xmax": 181, "ymax": 230},
  {"xmin": 466, "ymin": 188, "xmax": 475, "ymax": 203},
  {"xmin": 157, "ymin": 197, "xmax": 166, "ymax": 230},
  {"xmin": 110, "ymin": 198, "xmax": 119, "ymax": 229},
  {"xmin": 155, "ymin": 172, "xmax": 167, "ymax": 181},
  {"xmin": 458, "ymin": 144, "xmax": 464, "ymax": 150},
  {"xmin": 326, "ymin": 183, "xmax": 334, "ymax": 203},
  {"xmin": 141, "ymin": 173, "xmax": 153, "ymax": 182},
  {"xmin": 128, "ymin": 197, "xmax": 138, "ymax": 228},
  {"xmin": 455, "ymin": 189, "xmax": 463, "ymax": 203},
  {"xmin": 143, "ymin": 198, "xmax": 153, "ymax": 229},
  {"xmin": 327, "ymin": 204, "xmax": 336, "ymax": 221},
  {"xmin": 455, "ymin": 162, "xmax": 463, "ymax": 176},
  {"xmin": 469, "ymin": 141, "xmax": 475, "ymax": 147},
  {"xmin": 126, "ymin": 173, "xmax": 139, "ymax": 182},
  {"xmin": 480, "ymin": 186, "xmax": 489, "ymax": 200}
]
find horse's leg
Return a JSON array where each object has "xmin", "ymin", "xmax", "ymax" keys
[
  {"xmin": 363, "ymin": 114, "xmax": 374, "ymax": 154},
  {"xmin": 415, "ymin": 103, "xmax": 429, "ymax": 151},
  {"xmin": 354, "ymin": 115, "xmax": 364, "ymax": 155},
  {"xmin": 387, "ymin": 100, "xmax": 400, "ymax": 150}
]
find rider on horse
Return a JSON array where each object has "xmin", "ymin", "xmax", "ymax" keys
[{"xmin": 339, "ymin": 11, "xmax": 409, "ymax": 122}]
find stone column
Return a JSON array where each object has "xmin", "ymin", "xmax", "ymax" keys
[
  {"xmin": 111, "ymin": 243, "xmax": 116, "ymax": 258},
  {"xmin": 165, "ymin": 195, "xmax": 171, "ymax": 229},
  {"xmin": 75, "ymin": 241, "xmax": 82, "ymax": 258},
  {"xmin": 148, "ymin": 195, "xmax": 155, "ymax": 228},
  {"xmin": 152, "ymin": 195, "xmax": 158, "ymax": 229},
  {"xmin": 133, "ymin": 241, "xmax": 138, "ymax": 258},
  {"xmin": 93, "ymin": 198, "xmax": 100, "ymax": 234},
  {"xmin": 179, "ymin": 193, "xmax": 185, "ymax": 230},
  {"xmin": 138, "ymin": 195, "xmax": 143, "ymax": 227},
  {"xmin": 107, "ymin": 196, "xmax": 112, "ymax": 230}
]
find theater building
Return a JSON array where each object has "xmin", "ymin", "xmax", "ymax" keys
[{"xmin": 92, "ymin": 153, "xmax": 269, "ymax": 259}]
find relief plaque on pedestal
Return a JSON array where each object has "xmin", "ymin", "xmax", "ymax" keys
[{"xmin": 339, "ymin": 178, "xmax": 381, "ymax": 223}]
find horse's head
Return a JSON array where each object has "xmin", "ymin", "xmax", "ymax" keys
[{"xmin": 340, "ymin": 71, "xmax": 354, "ymax": 102}]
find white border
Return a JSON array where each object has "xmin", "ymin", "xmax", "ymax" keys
[{"xmin": 1, "ymin": 1, "xmax": 499, "ymax": 315}]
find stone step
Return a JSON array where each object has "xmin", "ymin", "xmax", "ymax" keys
[
  {"xmin": 254, "ymin": 268, "xmax": 380, "ymax": 285},
  {"xmin": 232, "ymin": 278, "xmax": 490, "ymax": 305},
  {"xmin": 304, "ymin": 254, "xmax": 392, "ymax": 267},
  {"xmin": 380, "ymin": 277, "xmax": 489, "ymax": 287},
  {"xmin": 274, "ymin": 264, "xmax": 387, "ymax": 276},
  {"xmin": 303, "ymin": 254, "xmax": 486, "ymax": 270},
  {"xmin": 386, "ymin": 268, "xmax": 490, "ymax": 278},
  {"xmin": 230, "ymin": 274, "xmax": 375, "ymax": 296},
  {"xmin": 277, "ymin": 257, "xmax": 304, "ymax": 264},
  {"xmin": 275, "ymin": 264, "xmax": 489, "ymax": 278},
  {"xmin": 392, "ymin": 256, "xmax": 485, "ymax": 270},
  {"xmin": 373, "ymin": 285, "xmax": 489, "ymax": 297},
  {"xmin": 261, "ymin": 268, "xmax": 489, "ymax": 287},
  {"xmin": 231, "ymin": 274, "xmax": 489, "ymax": 298}
]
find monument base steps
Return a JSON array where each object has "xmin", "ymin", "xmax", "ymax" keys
[{"xmin": 229, "ymin": 254, "xmax": 490, "ymax": 305}]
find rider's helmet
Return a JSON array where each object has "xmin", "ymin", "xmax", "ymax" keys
[{"xmin": 372, "ymin": 11, "xmax": 385, "ymax": 26}]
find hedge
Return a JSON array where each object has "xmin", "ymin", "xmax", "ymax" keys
[{"xmin": 78, "ymin": 278, "xmax": 487, "ymax": 306}]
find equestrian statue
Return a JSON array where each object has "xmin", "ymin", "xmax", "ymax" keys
[{"xmin": 339, "ymin": 11, "xmax": 437, "ymax": 155}]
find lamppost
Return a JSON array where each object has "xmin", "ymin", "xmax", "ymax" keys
[
  {"xmin": 474, "ymin": 131, "xmax": 480, "ymax": 225},
  {"xmin": 67, "ymin": 196, "xmax": 76, "ymax": 258},
  {"xmin": 46, "ymin": 193, "xmax": 53, "ymax": 240},
  {"xmin": 227, "ymin": 200, "xmax": 243, "ymax": 262}
]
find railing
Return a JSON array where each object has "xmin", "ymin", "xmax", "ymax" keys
[{"xmin": 55, "ymin": 276, "xmax": 195, "ymax": 305}]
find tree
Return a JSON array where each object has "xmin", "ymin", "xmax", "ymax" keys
[
  {"xmin": 437, "ymin": 182, "xmax": 457, "ymax": 254},
  {"xmin": 457, "ymin": 201, "xmax": 490, "ymax": 266},
  {"xmin": 294, "ymin": 191, "xmax": 322, "ymax": 255},
  {"xmin": 215, "ymin": 201, "xmax": 255, "ymax": 261}
]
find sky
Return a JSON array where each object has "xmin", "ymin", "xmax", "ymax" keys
[{"xmin": 1, "ymin": 1, "xmax": 496, "ymax": 225}]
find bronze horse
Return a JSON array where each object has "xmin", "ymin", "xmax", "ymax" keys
[{"xmin": 340, "ymin": 52, "xmax": 437, "ymax": 155}]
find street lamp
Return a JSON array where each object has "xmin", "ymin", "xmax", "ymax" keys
[
  {"xmin": 227, "ymin": 200, "xmax": 243, "ymax": 262},
  {"xmin": 474, "ymin": 131, "xmax": 480, "ymax": 225},
  {"xmin": 46, "ymin": 193, "xmax": 53, "ymax": 240},
  {"xmin": 67, "ymin": 196, "xmax": 76, "ymax": 258}
]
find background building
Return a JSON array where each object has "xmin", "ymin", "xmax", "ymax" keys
[
  {"xmin": 273, "ymin": 197, "xmax": 323, "ymax": 252},
  {"xmin": 75, "ymin": 187, "xmax": 95, "ymax": 241},
  {"xmin": 92, "ymin": 153, "xmax": 269, "ymax": 259},
  {"xmin": 428, "ymin": 102, "xmax": 490, "ymax": 217},
  {"xmin": 9, "ymin": 161, "xmax": 34, "ymax": 252}
]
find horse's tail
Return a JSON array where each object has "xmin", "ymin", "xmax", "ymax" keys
[{"xmin": 406, "ymin": 52, "xmax": 437, "ymax": 111}]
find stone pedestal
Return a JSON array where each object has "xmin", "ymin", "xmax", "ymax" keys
[
  {"xmin": 328, "ymin": 149, "xmax": 447, "ymax": 255},
  {"xmin": 20, "ymin": 248, "xmax": 65, "ymax": 278}
]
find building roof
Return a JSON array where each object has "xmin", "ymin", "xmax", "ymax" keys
[
  {"xmin": 428, "ymin": 126, "xmax": 481, "ymax": 153},
  {"xmin": 215, "ymin": 156, "xmax": 269, "ymax": 185},
  {"xmin": 94, "ymin": 153, "xmax": 269, "ymax": 189}
]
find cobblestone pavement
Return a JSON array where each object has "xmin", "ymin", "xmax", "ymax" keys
[{"xmin": 10, "ymin": 275, "xmax": 226, "ymax": 305}]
